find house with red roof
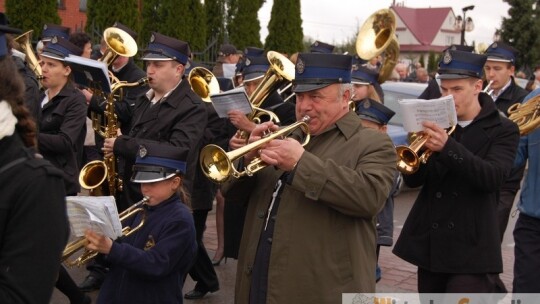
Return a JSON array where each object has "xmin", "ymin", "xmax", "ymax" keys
[{"xmin": 390, "ymin": 4, "xmax": 462, "ymax": 66}]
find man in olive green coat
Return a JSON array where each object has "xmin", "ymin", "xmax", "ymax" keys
[{"xmin": 223, "ymin": 53, "xmax": 397, "ymax": 303}]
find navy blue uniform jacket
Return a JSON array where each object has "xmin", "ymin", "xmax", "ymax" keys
[{"xmin": 97, "ymin": 195, "xmax": 197, "ymax": 304}]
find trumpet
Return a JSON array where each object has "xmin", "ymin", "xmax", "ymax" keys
[
  {"xmin": 62, "ymin": 196, "xmax": 149, "ymax": 268},
  {"xmin": 200, "ymin": 116, "xmax": 310, "ymax": 183},
  {"xmin": 396, "ymin": 126, "xmax": 456, "ymax": 174}
]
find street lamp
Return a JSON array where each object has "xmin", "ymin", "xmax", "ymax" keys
[{"xmin": 454, "ymin": 5, "xmax": 475, "ymax": 45}]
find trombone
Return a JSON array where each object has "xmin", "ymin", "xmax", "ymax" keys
[
  {"xmin": 200, "ymin": 116, "xmax": 310, "ymax": 183},
  {"xmin": 62, "ymin": 196, "xmax": 149, "ymax": 268},
  {"xmin": 396, "ymin": 126, "xmax": 456, "ymax": 174}
]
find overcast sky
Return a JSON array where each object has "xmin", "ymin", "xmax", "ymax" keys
[{"xmin": 258, "ymin": 0, "xmax": 510, "ymax": 46}]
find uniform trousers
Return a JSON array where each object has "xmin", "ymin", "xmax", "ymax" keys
[
  {"xmin": 513, "ymin": 213, "xmax": 540, "ymax": 292},
  {"xmin": 417, "ymin": 267, "xmax": 506, "ymax": 293},
  {"xmin": 188, "ymin": 209, "xmax": 220, "ymax": 292}
]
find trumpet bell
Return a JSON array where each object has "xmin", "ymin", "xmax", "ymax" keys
[
  {"xmin": 396, "ymin": 146, "xmax": 421, "ymax": 174},
  {"xmin": 188, "ymin": 67, "xmax": 220, "ymax": 102},
  {"xmin": 200, "ymin": 144, "xmax": 233, "ymax": 183}
]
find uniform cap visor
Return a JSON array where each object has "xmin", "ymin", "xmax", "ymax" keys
[
  {"xmin": 292, "ymin": 83, "xmax": 332, "ymax": 93},
  {"xmin": 131, "ymin": 171, "xmax": 176, "ymax": 183}
]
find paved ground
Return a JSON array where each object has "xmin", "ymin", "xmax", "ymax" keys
[{"xmin": 52, "ymin": 188, "xmax": 518, "ymax": 303}]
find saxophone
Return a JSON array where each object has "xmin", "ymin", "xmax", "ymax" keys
[{"xmin": 79, "ymin": 77, "xmax": 149, "ymax": 196}]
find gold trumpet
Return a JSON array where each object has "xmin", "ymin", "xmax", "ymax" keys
[
  {"xmin": 188, "ymin": 66, "xmax": 220, "ymax": 102},
  {"xmin": 200, "ymin": 116, "xmax": 310, "ymax": 183},
  {"xmin": 508, "ymin": 95, "xmax": 540, "ymax": 136},
  {"xmin": 62, "ymin": 196, "xmax": 149, "ymax": 268},
  {"xmin": 396, "ymin": 126, "xmax": 456, "ymax": 174}
]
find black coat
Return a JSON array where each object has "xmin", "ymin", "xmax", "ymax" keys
[
  {"xmin": 114, "ymin": 79, "xmax": 207, "ymax": 205},
  {"xmin": 38, "ymin": 83, "xmax": 87, "ymax": 195},
  {"xmin": 0, "ymin": 135, "xmax": 69, "ymax": 304},
  {"xmin": 393, "ymin": 94, "xmax": 520, "ymax": 273},
  {"xmin": 489, "ymin": 77, "xmax": 529, "ymax": 116},
  {"xmin": 13, "ymin": 56, "xmax": 41, "ymax": 122},
  {"xmin": 488, "ymin": 77, "xmax": 529, "ymax": 191},
  {"xmin": 418, "ymin": 78, "xmax": 442, "ymax": 100},
  {"xmin": 88, "ymin": 59, "xmax": 148, "ymax": 148}
]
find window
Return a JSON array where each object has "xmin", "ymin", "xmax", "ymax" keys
[
  {"xmin": 80, "ymin": 0, "xmax": 87, "ymax": 12},
  {"xmin": 446, "ymin": 36, "xmax": 454, "ymax": 45},
  {"xmin": 57, "ymin": 0, "xmax": 65, "ymax": 9}
]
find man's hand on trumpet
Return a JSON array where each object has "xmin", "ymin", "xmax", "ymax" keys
[
  {"xmin": 246, "ymin": 121, "xmax": 304, "ymax": 172},
  {"xmin": 228, "ymin": 110, "xmax": 256, "ymax": 133},
  {"xmin": 422, "ymin": 121, "xmax": 449, "ymax": 152}
]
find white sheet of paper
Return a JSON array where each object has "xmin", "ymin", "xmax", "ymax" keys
[
  {"xmin": 66, "ymin": 196, "xmax": 122, "ymax": 239},
  {"xmin": 210, "ymin": 89, "xmax": 253, "ymax": 118},
  {"xmin": 399, "ymin": 95, "xmax": 457, "ymax": 132}
]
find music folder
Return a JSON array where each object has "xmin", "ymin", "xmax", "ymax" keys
[
  {"xmin": 64, "ymin": 55, "xmax": 111, "ymax": 94},
  {"xmin": 66, "ymin": 196, "xmax": 123, "ymax": 239},
  {"xmin": 210, "ymin": 88, "xmax": 253, "ymax": 118}
]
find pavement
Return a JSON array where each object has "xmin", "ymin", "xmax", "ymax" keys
[{"xmin": 53, "ymin": 188, "xmax": 518, "ymax": 303}]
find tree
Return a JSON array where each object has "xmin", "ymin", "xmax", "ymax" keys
[
  {"xmin": 205, "ymin": 0, "xmax": 226, "ymax": 45},
  {"xmin": 140, "ymin": 0, "xmax": 163, "ymax": 47},
  {"xmin": 499, "ymin": 0, "xmax": 540, "ymax": 72},
  {"xmin": 418, "ymin": 54, "xmax": 426, "ymax": 69},
  {"xmin": 85, "ymin": 0, "xmax": 140, "ymax": 44},
  {"xmin": 5, "ymin": 0, "xmax": 60, "ymax": 39},
  {"xmin": 427, "ymin": 50, "xmax": 438, "ymax": 74},
  {"xmin": 158, "ymin": 0, "xmax": 207, "ymax": 52},
  {"xmin": 265, "ymin": 0, "xmax": 303, "ymax": 55},
  {"xmin": 227, "ymin": 0, "xmax": 264, "ymax": 50}
]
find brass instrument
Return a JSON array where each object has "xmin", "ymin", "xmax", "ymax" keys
[
  {"xmin": 14, "ymin": 30, "xmax": 43, "ymax": 80},
  {"xmin": 188, "ymin": 67, "xmax": 220, "ymax": 102},
  {"xmin": 99, "ymin": 27, "xmax": 138, "ymax": 66},
  {"xmin": 508, "ymin": 95, "xmax": 540, "ymax": 136},
  {"xmin": 237, "ymin": 51, "xmax": 296, "ymax": 139},
  {"xmin": 200, "ymin": 116, "xmax": 310, "ymax": 183},
  {"xmin": 396, "ymin": 126, "xmax": 456, "ymax": 174},
  {"xmin": 80, "ymin": 77, "xmax": 149, "ymax": 196},
  {"xmin": 356, "ymin": 9, "xmax": 400, "ymax": 84},
  {"xmin": 62, "ymin": 196, "xmax": 149, "ymax": 268}
]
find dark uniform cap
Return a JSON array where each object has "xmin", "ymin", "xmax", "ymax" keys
[
  {"xmin": 356, "ymin": 99, "xmax": 395, "ymax": 125},
  {"xmin": 143, "ymin": 32, "xmax": 191, "ymax": 65},
  {"xmin": 218, "ymin": 43, "xmax": 237, "ymax": 56},
  {"xmin": 0, "ymin": 12, "xmax": 22, "ymax": 59},
  {"xmin": 310, "ymin": 40, "xmax": 335, "ymax": 54},
  {"xmin": 292, "ymin": 53, "xmax": 352, "ymax": 93},
  {"xmin": 437, "ymin": 49, "xmax": 487, "ymax": 80},
  {"xmin": 351, "ymin": 54, "xmax": 368, "ymax": 66},
  {"xmin": 484, "ymin": 41, "xmax": 518, "ymax": 64},
  {"xmin": 41, "ymin": 36, "xmax": 83, "ymax": 60},
  {"xmin": 242, "ymin": 56, "xmax": 269, "ymax": 82},
  {"xmin": 131, "ymin": 144, "xmax": 188, "ymax": 183},
  {"xmin": 351, "ymin": 65, "xmax": 378, "ymax": 85},
  {"xmin": 444, "ymin": 44, "xmax": 474, "ymax": 53},
  {"xmin": 41, "ymin": 23, "xmax": 70, "ymax": 41},
  {"xmin": 244, "ymin": 47, "xmax": 265, "ymax": 57},
  {"xmin": 112, "ymin": 21, "xmax": 138, "ymax": 40}
]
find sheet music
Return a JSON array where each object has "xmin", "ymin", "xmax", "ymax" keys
[
  {"xmin": 399, "ymin": 95, "xmax": 457, "ymax": 132},
  {"xmin": 210, "ymin": 89, "xmax": 253, "ymax": 118},
  {"xmin": 66, "ymin": 196, "xmax": 122, "ymax": 239},
  {"xmin": 64, "ymin": 55, "xmax": 111, "ymax": 93}
]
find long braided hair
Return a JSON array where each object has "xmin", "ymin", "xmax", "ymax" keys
[{"xmin": 0, "ymin": 56, "xmax": 37, "ymax": 148}]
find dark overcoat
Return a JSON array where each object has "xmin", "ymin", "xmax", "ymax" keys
[
  {"xmin": 38, "ymin": 83, "xmax": 87, "ymax": 195},
  {"xmin": 97, "ymin": 195, "xmax": 197, "ymax": 304},
  {"xmin": 393, "ymin": 94, "xmax": 520, "ymax": 273},
  {"xmin": 0, "ymin": 135, "xmax": 69, "ymax": 304},
  {"xmin": 223, "ymin": 111, "xmax": 397, "ymax": 303},
  {"xmin": 113, "ymin": 79, "xmax": 207, "ymax": 205}
]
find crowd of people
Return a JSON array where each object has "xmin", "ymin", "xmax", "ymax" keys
[{"xmin": 1, "ymin": 8, "xmax": 540, "ymax": 304}]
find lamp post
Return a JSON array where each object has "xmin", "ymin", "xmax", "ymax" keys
[{"xmin": 454, "ymin": 5, "xmax": 475, "ymax": 45}]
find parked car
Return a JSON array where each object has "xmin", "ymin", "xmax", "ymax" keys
[{"xmin": 381, "ymin": 81, "xmax": 428, "ymax": 146}]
